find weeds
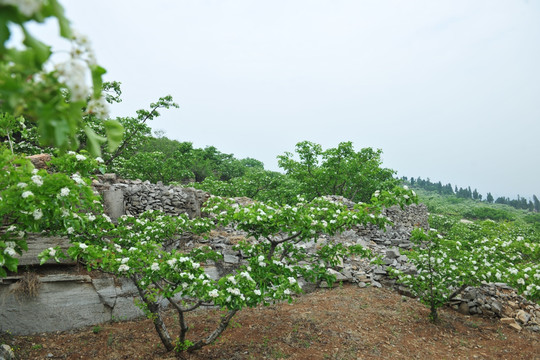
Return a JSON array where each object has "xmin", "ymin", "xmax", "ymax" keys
[{"xmin": 9, "ymin": 271, "xmax": 41, "ymax": 299}]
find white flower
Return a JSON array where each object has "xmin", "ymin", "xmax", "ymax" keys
[
  {"xmin": 55, "ymin": 59, "xmax": 89, "ymax": 101},
  {"xmin": 209, "ymin": 289, "xmax": 219, "ymax": 298},
  {"xmin": 150, "ymin": 262, "xmax": 160, "ymax": 271},
  {"xmin": 118, "ymin": 264, "xmax": 130, "ymax": 272},
  {"xmin": 226, "ymin": 287, "xmax": 242, "ymax": 296},
  {"xmin": 284, "ymin": 289, "xmax": 291, "ymax": 295},
  {"xmin": 48, "ymin": 247, "xmax": 56, "ymax": 257},
  {"xmin": 71, "ymin": 173, "xmax": 85, "ymax": 185},
  {"xmin": 4, "ymin": 247, "xmax": 17, "ymax": 257},
  {"xmin": 33, "ymin": 209, "xmax": 43, "ymax": 220},
  {"xmin": 103, "ymin": 214, "xmax": 112, "ymax": 223},
  {"xmin": 374, "ymin": 190, "xmax": 380, "ymax": 197},
  {"xmin": 288, "ymin": 277, "xmax": 297, "ymax": 285},
  {"xmin": 517, "ymin": 278, "xmax": 525, "ymax": 285},
  {"xmin": 95, "ymin": 156, "xmax": 104, "ymax": 163},
  {"xmin": 7, "ymin": 225, "xmax": 16, "ymax": 232},
  {"xmin": 167, "ymin": 258, "xmax": 177, "ymax": 267},
  {"xmin": 75, "ymin": 154, "xmax": 87, "ymax": 161},
  {"xmin": 66, "ymin": 227, "xmax": 74, "ymax": 234},
  {"xmin": 86, "ymin": 97, "xmax": 109, "ymax": 119},
  {"xmin": 403, "ymin": 185, "xmax": 409, "ymax": 190},
  {"xmin": 240, "ymin": 271, "xmax": 254, "ymax": 282},
  {"xmin": 59, "ymin": 187, "xmax": 70, "ymax": 197},
  {"xmin": 1, "ymin": 0, "xmax": 43, "ymax": 17},
  {"xmin": 403, "ymin": 195, "xmax": 410, "ymax": 200},
  {"xmin": 21, "ymin": 191, "xmax": 33, "ymax": 198},
  {"xmin": 31, "ymin": 169, "xmax": 38, "ymax": 174},
  {"xmin": 121, "ymin": 257, "xmax": 130, "ymax": 264},
  {"xmin": 86, "ymin": 213, "xmax": 96, "ymax": 221},
  {"xmin": 254, "ymin": 289, "xmax": 261, "ymax": 296},
  {"xmin": 31, "ymin": 175, "xmax": 43, "ymax": 186},
  {"xmin": 79, "ymin": 243, "xmax": 88, "ymax": 250},
  {"xmin": 258, "ymin": 255, "xmax": 265, "ymax": 262}
]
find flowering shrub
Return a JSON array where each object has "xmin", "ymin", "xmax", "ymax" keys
[
  {"xmin": 390, "ymin": 216, "xmax": 540, "ymax": 322},
  {"xmin": 0, "ymin": 147, "xmax": 102, "ymax": 277}
]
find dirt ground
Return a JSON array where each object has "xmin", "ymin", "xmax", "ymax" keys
[{"xmin": 4, "ymin": 284, "xmax": 539, "ymax": 360}]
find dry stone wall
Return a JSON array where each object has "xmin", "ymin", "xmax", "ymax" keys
[{"xmin": 93, "ymin": 174, "xmax": 210, "ymax": 220}]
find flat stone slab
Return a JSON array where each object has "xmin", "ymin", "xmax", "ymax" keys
[{"xmin": 0, "ymin": 274, "xmax": 142, "ymax": 335}]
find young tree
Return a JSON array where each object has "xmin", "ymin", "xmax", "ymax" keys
[{"xmin": 277, "ymin": 141, "xmax": 397, "ymax": 203}]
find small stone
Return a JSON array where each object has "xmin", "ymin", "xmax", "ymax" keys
[
  {"xmin": 385, "ymin": 248, "xmax": 400, "ymax": 259},
  {"xmin": 516, "ymin": 310, "xmax": 531, "ymax": 324},
  {"xmin": 0, "ymin": 344, "xmax": 15, "ymax": 360},
  {"xmin": 458, "ymin": 302, "xmax": 470, "ymax": 315},
  {"xmin": 500, "ymin": 317, "xmax": 516, "ymax": 324},
  {"xmin": 223, "ymin": 254, "xmax": 239, "ymax": 264},
  {"xmin": 508, "ymin": 322, "xmax": 522, "ymax": 332},
  {"xmin": 491, "ymin": 301, "xmax": 502, "ymax": 315}
]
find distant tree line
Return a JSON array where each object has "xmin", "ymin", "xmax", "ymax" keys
[{"xmin": 402, "ymin": 176, "xmax": 540, "ymax": 212}]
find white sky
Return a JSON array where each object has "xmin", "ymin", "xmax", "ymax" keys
[{"xmin": 32, "ymin": 0, "xmax": 540, "ymax": 199}]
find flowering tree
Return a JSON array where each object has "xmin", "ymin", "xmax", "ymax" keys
[
  {"xmin": 389, "ymin": 217, "xmax": 540, "ymax": 322},
  {"xmin": 38, "ymin": 176, "xmax": 418, "ymax": 354}
]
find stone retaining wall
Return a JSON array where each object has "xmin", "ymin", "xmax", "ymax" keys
[{"xmin": 94, "ymin": 174, "xmax": 209, "ymax": 221}]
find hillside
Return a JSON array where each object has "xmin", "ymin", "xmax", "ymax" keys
[{"xmin": 7, "ymin": 285, "xmax": 539, "ymax": 359}]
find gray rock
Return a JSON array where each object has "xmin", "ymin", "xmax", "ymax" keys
[
  {"xmin": 458, "ymin": 302, "xmax": 470, "ymax": 315},
  {"xmin": 0, "ymin": 345, "xmax": 15, "ymax": 360},
  {"xmin": 385, "ymin": 248, "xmax": 400, "ymax": 259},
  {"xmin": 223, "ymin": 254, "xmax": 239, "ymax": 264}
]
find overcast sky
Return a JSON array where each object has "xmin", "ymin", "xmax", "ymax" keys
[{"xmin": 34, "ymin": 1, "xmax": 540, "ymax": 199}]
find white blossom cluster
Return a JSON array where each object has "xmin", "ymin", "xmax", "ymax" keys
[{"xmin": 0, "ymin": 0, "xmax": 43, "ymax": 17}]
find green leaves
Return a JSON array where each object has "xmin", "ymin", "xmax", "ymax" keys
[
  {"xmin": 90, "ymin": 65, "xmax": 106, "ymax": 98},
  {"xmin": 278, "ymin": 141, "xmax": 398, "ymax": 203},
  {"xmin": 21, "ymin": 25, "xmax": 51, "ymax": 68},
  {"xmin": 103, "ymin": 120, "xmax": 123, "ymax": 152}
]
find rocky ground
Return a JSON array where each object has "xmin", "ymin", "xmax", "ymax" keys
[{"xmin": 4, "ymin": 284, "xmax": 539, "ymax": 360}]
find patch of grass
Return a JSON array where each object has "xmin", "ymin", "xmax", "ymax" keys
[
  {"xmin": 92, "ymin": 326, "xmax": 102, "ymax": 334},
  {"xmin": 10, "ymin": 271, "xmax": 41, "ymax": 298},
  {"xmin": 465, "ymin": 321, "xmax": 480, "ymax": 329},
  {"xmin": 271, "ymin": 347, "xmax": 290, "ymax": 359},
  {"xmin": 107, "ymin": 333, "xmax": 114, "ymax": 347}
]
